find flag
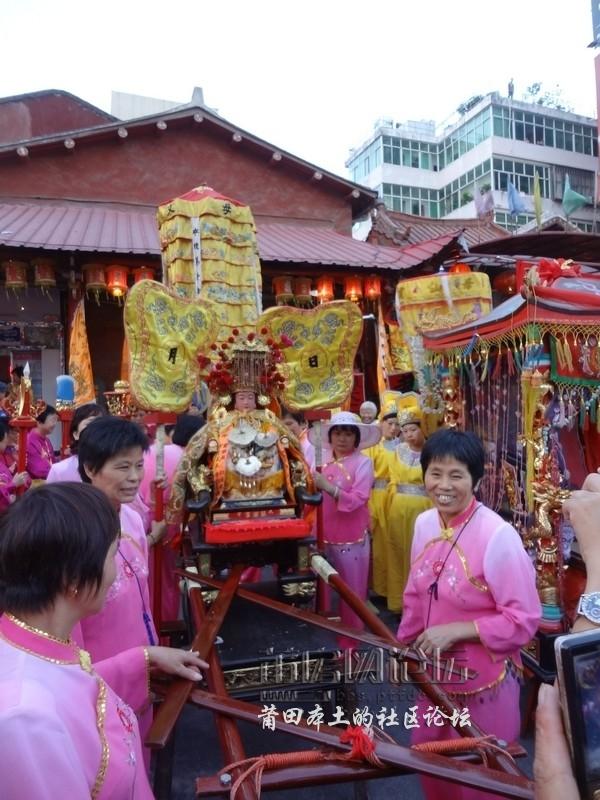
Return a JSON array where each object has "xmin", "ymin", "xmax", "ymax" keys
[
  {"xmin": 533, "ymin": 171, "xmax": 543, "ymax": 228},
  {"xmin": 562, "ymin": 173, "xmax": 590, "ymax": 218},
  {"xmin": 507, "ymin": 181, "xmax": 526, "ymax": 217},
  {"xmin": 68, "ymin": 299, "xmax": 95, "ymax": 404},
  {"xmin": 474, "ymin": 188, "xmax": 494, "ymax": 218}
]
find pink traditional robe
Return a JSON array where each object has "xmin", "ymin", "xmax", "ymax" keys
[
  {"xmin": 46, "ymin": 453, "xmax": 80, "ymax": 483},
  {"xmin": 25, "ymin": 429, "xmax": 56, "ymax": 480},
  {"xmin": 320, "ymin": 450, "xmax": 374, "ymax": 638},
  {"xmin": 0, "ymin": 614, "xmax": 153, "ymax": 799},
  {"xmin": 0, "ymin": 456, "xmax": 18, "ymax": 512},
  {"xmin": 139, "ymin": 442, "xmax": 184, "ymax": 620},
  {"xmin": 397, "ymin": 500, "xmax": 541, "ymax": 800}
]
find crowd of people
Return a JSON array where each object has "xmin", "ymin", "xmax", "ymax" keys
[{"xmin": 0, "ymin": 383, "xmax": 594, "ymax": 798}]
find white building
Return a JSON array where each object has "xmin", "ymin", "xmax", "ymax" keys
[{"xmin": 347, "ymin": 92, "xmax": 598, "ymax": 231}]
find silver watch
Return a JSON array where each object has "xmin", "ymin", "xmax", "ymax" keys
[{"xmin": 577, "ymin": 592, "xmax": 600, "ymax": 625}]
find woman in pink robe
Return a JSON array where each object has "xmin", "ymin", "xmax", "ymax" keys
[
  {"xmin": 26, "ymin": 404, "xmax": 58, "ymax": 481},
  {"xmin": 397, "ymin": 429, "xmax": 541, "ymax": 800},
  {"xmin": 0, "ymin": 419, "xmax": 29, "ymax": 511},
  {"xmin": 0, "ymin": 482, "xmax": 206, "ymax": 799},
  {"xmin": 46, "ymin": 401, "xmax": 104, "ymax": 484},
  {"xmin": 309, "ymin": 412, "xmax": 380, "ymax": 645}
]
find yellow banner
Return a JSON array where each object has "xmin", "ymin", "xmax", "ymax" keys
[
  {"xmin": 259, "ymin": 301, "xmax": 363, "ymax": 411},
  {"xmin": 396, "ymin": 272, "xmax": 492, "ymax": 336},
  {"xmin": 68, "ymin": 300, "xmax": 96, "ymax": 404}
]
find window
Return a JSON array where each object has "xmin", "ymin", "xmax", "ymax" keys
[{"xmin": 493, "ymin": 158, "xmax": 551, "ymax": 197}]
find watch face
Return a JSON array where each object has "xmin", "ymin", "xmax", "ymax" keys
[{"xmin": 582, "ymin": 594, "xmax": 600, "ymax": 623}]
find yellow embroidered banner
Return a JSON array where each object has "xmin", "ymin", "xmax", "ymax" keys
[
  {"xmin": 396, "ymin": 272, "xmax": 492, "ymax": 336},
  {"xmin": 68, "ymin": 300, "xmax": 95, "ymax": 404},
  {"xmin": 259, "ymin": 301, "xmax": 363, "ymax": 411},
  {"xmin": 124, "ymin": 280, "xmax": 219, "ymax": 413}
]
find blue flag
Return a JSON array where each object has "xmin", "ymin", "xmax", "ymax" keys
[{"xmin": 507, "ymin": 181, "xmax": 526, "ymax": 217}]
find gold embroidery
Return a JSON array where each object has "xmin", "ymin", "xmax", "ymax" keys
[
  {"xmin": 91, "ymin": 678, "xmax": 109, "ymax": 800},
  {"xmin": 6, "ymin": 613, "xmax": 72, "ymax": 645},
  {"xmin": 323, "ymin": 457, "xmax": 352, "ymax": 483},
  {"xmin": 121, "ymin": 532, "xmax": 145, "ymax": 557},
  {"xmin": 0, "ymin": 632, "xmax": 78, "ymax": 665},
  {"xmin": 79, "ymin": 649, "xmax": 93, "ymax": 673},
  {"xmin": 447, "ymin": 665, "xmax": 507, "ymax": 697}
]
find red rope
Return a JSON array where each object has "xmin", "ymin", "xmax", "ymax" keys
[{"xmin": 412, "ymin": 735, "xmax": 517, "ymax": 769}]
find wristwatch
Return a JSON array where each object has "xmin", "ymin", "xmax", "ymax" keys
[{"xmin": 577, "ymin": 592, "xmax": 600, "ymax": 625}]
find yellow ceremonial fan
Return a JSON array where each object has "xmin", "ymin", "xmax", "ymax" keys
[
  {"xmin": 259, "ymin": 300, "xmax": 363, "ymax": 411},
  {"xmin": 124, "ymin": 280, "xmax": 219, "ymax": 413}
]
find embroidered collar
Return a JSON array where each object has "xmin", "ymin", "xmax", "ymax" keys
[
  {"xmin": 438, "ymin": 497, "xmax": 478, "ymax": 540},
  {"xmin": 0, "ymin": 613, "xmax": 79, "ymax": 664}
]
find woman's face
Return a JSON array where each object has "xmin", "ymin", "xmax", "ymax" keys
[
  {"xmin": 86, "ymin": 446, "xmax": 144, "ymax": 508},
  {"xmin": 330, "ymin": 426, "xmax": 358, "ymax": 456},
  {"xmin": 401, "ymin": 422, "xmax": 424, "ymax": 449},
  {"xmin": 40, "ymin": 413, "xmax": 58, "ymax": 435},
  {"xmin": 282, "ymin": 416, "xmax": 304, "ymax": 438},
  {"xmin": 424, "ymin": 455, "xmax": 475, "ymax": 519},
  {"xmin": 77, "ymin": 538, "xmax": 119, "ymax": 616},
  {"xmin": 380, "ymin": 417, "xmax": 398, "ymax": 440}
]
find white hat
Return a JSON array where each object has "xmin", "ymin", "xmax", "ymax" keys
[{"xmin": 308, "ymin": 411, "xmax": 381, "ymax": 451}]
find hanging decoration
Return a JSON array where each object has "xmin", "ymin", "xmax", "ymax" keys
[
  {"xmin": 32, "ymin": 258, "xmax": 56, "ymax": 294},
  {"xmin": 364, "ymin": 276, "xmax": 382, "ymax": 300},
  {"xmin": 272, "ymin": 276, "xmax": 294, "ymax": 305},
  {"xmin": 344, "ymin": 276, "xmax": 362, "ymax": 302},
  {"xmin": 106, "ymin": 265, "xmax": 129, "ymax": 299},
  {"xmin": 293, "ymin": 276, "xmax": 312, "ymax": 307},
  {"xmin": 83, "ymin": 264, "xmax": 107, "ymax": 303},
  {"xmin": 316, "ymin": 276, "xmax": 334, "ymax": 304},
  {"xmin": 3, "ymin": 260, "xmax": 27, "ymax": 295},
  {"xmin": 133, "ymin": 266, "xmax": 155, "ymax": 283},
  {"xmin": 492, "ymin": 270, "xmax": 517, "ymax": 296}
]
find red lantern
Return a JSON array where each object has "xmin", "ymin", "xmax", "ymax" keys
[
  {"xmin": 83, "ymin": 264, "xmax": 107, "ymax": 299},
  {"xmin": 272, "ymin": 275, "xmax": 294, "ymax": 305},
  {"xmin": 106, "ymin": 265, "xmax": 129, "ymax": 298},
  {"xmin": 449, "ymin": 262, "xmax": 472, "ymax": 275},
  {"xmin": 492, "ymin": 270, "xmax": 517, "ymax": 296},
  {"xmin": 316, "ymin": 276, "xmax": 334, "ymax": 303},
  {"xmin": 364, "ymin": 275, "xmax": 381, "ymax": 300},
  {"xmin": 293, "ymin": 276, "xmax": 312, "ymax": 306},
  {"xmin": 344, "ymin": 276, "xmax": 362, "ymax": 302},
  {"xmin": 134, "ymin": 266, "xmax": 155, "ymax": 283},
  {"xmin": 3, "ymin": 260, "xmax": 27, "ymax": 293},
  {"xmin": 32, "ymin": 258, "xmax": 56, "ymax": 291}
]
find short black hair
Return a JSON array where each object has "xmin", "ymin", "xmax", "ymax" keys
[
  {"xmin": 172, "ymin": 414, "xmax": 204, "ymax": 448},
  {"xmin": 420, "ymin": 428, "xmax": 485, "ymax": 487},
  {"xmin": 10, "ymin": 366, "xmax": 24, "ymax": 378},
  {"xmin": 69, "ymin": 403, "xmax": 105, "ymax": 454},
  {"xmin": 36, "ymin": 404, "xmax": 57, "ymax": 424},
  {"xmin": 78, "ymin": 416, "xmax": 149, "ymax": 482},
  {"xmin": 0, "ymin": 482, "xmax": 119, "ymax": 615},
  {"xmin": 328, "ymin": 424, "xmax": 361, "ymax": 449},
  {"xmin": 281, "ymin": 408, "xmax": 306, "ymax": 425}
]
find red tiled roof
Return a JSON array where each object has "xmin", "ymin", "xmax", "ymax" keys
[
  {"xmin": 0, "ymin": 198, "xmax": 460, "ymax": 270},
  {"xmin": 369, "ymin": 204, "xmax": 509, "ymax": 248}
]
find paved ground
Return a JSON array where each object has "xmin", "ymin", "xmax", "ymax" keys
[{"xmin": 160, "ymin": 586, "xmax": 534, "ymax": 799}]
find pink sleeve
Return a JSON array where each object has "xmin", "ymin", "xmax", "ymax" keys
[
  {"xmin": 128, "ymin": 492, "xmax": 152, "ymax": 532},
  {"xmin": 26, "ymin": 435, "xmax": 52, "ymax": 479},
  {"xmin": 337, "ymin": 457, "xmax": 374, "ymax": 513},
  {"xmin": 94, "ymin": 646, "xmax": 149, "ymax": 713},
  {"xmin": 475, "ymin": 525, "xmax": 542, "ymax": 660},
  {"xmin": 0, "ymin": 706, "xmax": 90, "ymax": 799},
  {"xmin": 397, "ymin": 514, "xmax": 427, "ymax": 644}
]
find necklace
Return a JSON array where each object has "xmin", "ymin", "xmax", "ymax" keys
[{"xmin": 6, "ymin": 613, "xmax": 72, "ymax": 645}]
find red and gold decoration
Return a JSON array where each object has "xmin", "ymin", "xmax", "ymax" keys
[
  {"xmin": 449, "ymin": 262, "xmax": 472, "ymax": 274},
  {"xmin": 103, "ymin": 380, "xmax": 138, "ymax": 417},
  {"xmin": 344, "ymin": 276, "xmax": 362, "ymax": 302},
  {"xmin": 124, "ymin": 280, "xmax": 219, "ymax": 413},
  {"xmin": 3, "ymin": 260, "xmax": 27, "ymax": 294},
  {"xmin": 316, "ymin": 276, "xmax": 334, "ymax": 304},
  {"xmin": 134, "ymin": 266, "xmax": 155, "ymax": 283},
  {"xmin": 492, "ymin": 270, "xmax": 516, "ymax": 296},
  {"xmin": 106, "ymin": 265, "xmax": 129, "ymax": 299},
  {"xmin": 293, "ymin": 276, "xmax": 312, "ymax": 307},
  {"xmin": 82, "ymin": 263, "xmax": 107, "ymax": 302},
  {"xmin": 260, "ymin": 300, "xmax": 363, "ymax": 410},
  {"xmin": 68, "ymin": 299, "xmax": 96, "ymax": 404},
  {"xmin": 364, "ymin": 275, "xmax": 382, "ymax": 300},
  {"xmin": 32, "ymin": 258, "xmax": 56, "ymax": 293},
  {"xmin": 273, "ymin": 275, "xmax": 294, "ymax": 305}
]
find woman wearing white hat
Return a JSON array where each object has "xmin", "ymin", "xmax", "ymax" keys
[{"xmin": 309, "ymin": 412, "xmax": 380, "ymax": 645}]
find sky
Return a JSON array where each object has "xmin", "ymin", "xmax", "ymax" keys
[{"xmin": 2, "ymin": 0, "xmax": 599, "ymax": 177}]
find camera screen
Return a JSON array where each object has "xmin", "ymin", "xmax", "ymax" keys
[{"xmin": 574, "ymin": 650, "xmax": 600, "ymax": 782}]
